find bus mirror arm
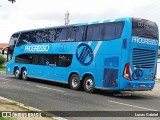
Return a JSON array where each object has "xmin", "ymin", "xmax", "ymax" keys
[{"xmin": 1, "ymin": 46, "xmax": 9, "ymax": 55}]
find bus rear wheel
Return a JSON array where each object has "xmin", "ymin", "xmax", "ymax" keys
[
  {"xmin": 69, "ymin": 74, "xmax": 81, "ymax": 90},
  {"xmin": 22, "ymin": 68, "xmax": 27, "ymax": 80},
  {"xmin": 14, "ymin": 67, "xmax": 21, "ymax": 79},
  {"xmin": 83, "ymin": 76, "xmax": 94, "ymax": 93}
]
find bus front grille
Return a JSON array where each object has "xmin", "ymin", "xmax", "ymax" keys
[{"xmin": 132, "ymin": 48, "xmax": 156, "ymax": 68}]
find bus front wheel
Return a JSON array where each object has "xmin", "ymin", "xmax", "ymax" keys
[
  {"xmin": 69, "ymin": 74, "xmax": 81, "ymax": 91},
  {"xmin": 83, "ymin": 76, "xmax": 95, "ymax": 93},
  {"xmin": 14, "ymin": 67, "xmax": 21, "ymax": 79},
  {"xmin": 22, "ymin": 68, "xmax": 27, "ymax": 80}
]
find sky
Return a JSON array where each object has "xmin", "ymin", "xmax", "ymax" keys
[{"xmin": 0, "ymin": 0, "xmax": 160, "ymax": 43}]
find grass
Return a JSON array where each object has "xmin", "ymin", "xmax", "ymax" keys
[
  {"xmin": 156, "ymin": 78, "xmax": 160, "ymax": 82},
  {"xmin": 0, "ymin": 67, "xmax": 5, "ymax": 72},
  {"xmin": 0, "ymin": 117, "xmax": 14, "ymax": 120}
]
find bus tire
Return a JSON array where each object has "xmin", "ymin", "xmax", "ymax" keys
[
  {"xmin": 22, "ymin": 68, "xmax": 27, "ymax": 80},
  {"xmin": 69, "ymin": 74, "xmax": 81, "ymax": 90},
  {"xmin": 14, "ymin": 67, "xmax": 21, "ymax": 79},
  {"xmin": 83, "ymin": 76, "xmax": 94, "ymax": 93}
]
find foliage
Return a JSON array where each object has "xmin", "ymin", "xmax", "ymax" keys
[
  {"xmin": 0, "ymin": 117, "xmax": 14, "ymax": 120},
  {"xmin": 0, "ymin": 67, "xmax": 5, "ymax": 71},
  {"xmin": 0, "ymin": 55, "xmax": 6, "ymax": 67}
]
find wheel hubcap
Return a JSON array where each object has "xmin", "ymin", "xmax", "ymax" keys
[
  {"xmin": 72, "ymin": 77, "xmax": 78, "ymax": 88},
  {"xmin": 86, "ymin": 79, "xmax": 93, "ymax": 90},
  {"xmin": 23, "ymin": 71, "xmax": 27, "ymax": 79},
  {"xmin": 15, "ymin": 70, "xmax": 19, "ymax": 78}
]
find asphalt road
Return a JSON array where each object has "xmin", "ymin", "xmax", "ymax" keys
[{"xmin": 0, "ymin": 72, "xmax": 160, "ymax": 120}]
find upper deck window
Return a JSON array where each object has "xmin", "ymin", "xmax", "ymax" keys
[{"xmin": 86, "ymin": 21, "xmax": 124, "ymax": 41}]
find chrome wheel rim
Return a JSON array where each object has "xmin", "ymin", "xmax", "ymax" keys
[
  {"xmin": 15, "ymin": 69, "xmax": 20, "ymax": 78},
  {"xmin": 23, "ymin": 70, "xmax": 27, "ymax": 80},
  {"xmin": 72, "ymin": 77, "xmax": 78, "ymax": 88},
  {"xmin": 86, "ymin": 79, "xmax": 93, "ymax": 90}
]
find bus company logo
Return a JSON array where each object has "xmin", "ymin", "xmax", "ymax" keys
[
  {"xmin": 132, "ymin": 37, "xmax": 158, "ymax": 46},
  {"xmin": 76, "ymin": 43, "xmax": 94, "ymax": 66},
  {"xmin": 132, "ymin": 69, "xmax": 143, "ymax": 80},
  {"xmin": 25, "ymin": 45, "xmax": 49, "ymax": 52}
]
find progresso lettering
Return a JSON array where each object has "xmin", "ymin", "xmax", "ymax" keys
[
  {"xmin": 132, "ymin": 37, "xmax": 158, "ymax": 46},
  {"xmin": 25, "ymin": 45, "xmax": 49, "ymax": 52}
]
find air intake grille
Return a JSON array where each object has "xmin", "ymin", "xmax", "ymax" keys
[{"xmin": 132, "ymin": 48, "xmax": 156, "ymax": 68}]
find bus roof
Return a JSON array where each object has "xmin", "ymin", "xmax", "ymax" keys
[{"xmin": 14, "ymin": 17, "xmax": 132, "ymax": 34}]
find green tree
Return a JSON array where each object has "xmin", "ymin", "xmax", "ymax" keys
[{"xmin": 0, "ymin": 55, "xmax": 6, "ymax": 67}]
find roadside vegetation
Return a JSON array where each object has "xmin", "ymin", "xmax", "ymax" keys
[
  {"xmin": 156, "ymin": 78, "xmax": 160, "ymax": 82},
  {"xmin": 0, "ymin": 67, "xmax": 5, "ymax": 71},
  {"xmin": 0, "ymin": 55, "xmax": 6, "ymax": 72},
  {"xmin": 0, "ymin": 55, "xmax": 6, "ymax": 67},
  {"xmin": 0, "ymin": 117, "xmax": 14, "ymax": 120}
]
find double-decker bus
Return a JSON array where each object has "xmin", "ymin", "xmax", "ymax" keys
[{"xmin": 2, "ymin": 17, "xmax": 159, "ymax": 93}]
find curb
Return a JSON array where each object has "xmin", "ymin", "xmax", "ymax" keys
[
  {"xmin": 0, "ymin": 71, "xmax": 5, "ymax": 74},
  {"xmin": 0, "ymin": 96, "xmax": 67, "ymax": 120}
]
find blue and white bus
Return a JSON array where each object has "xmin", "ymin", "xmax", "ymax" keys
[{"xmin": 2, "ymin": 17, "xmax": 159, "ymax": 93}]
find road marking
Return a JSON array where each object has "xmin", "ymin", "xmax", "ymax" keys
[
  {"xmin": 35, "ymin": 85, "xmax": 65, "ymax": 93},
  {"xmin": 26, "ymin": 83, "xmax": 31, "ymax": 85},
  {"xmin": 0, "ymin": 96, "xmax": 67, "ymax": 120},
  {"xmin": 0, "ymin": 78, "xmax": 11, "ymax": 81},
  {"xmin": 108, "ymin": 100, "xmax": 158, "ymax": 111}
]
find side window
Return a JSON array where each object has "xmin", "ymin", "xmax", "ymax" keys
[
  {"xmin": 15, "ymin": 54, "xmax": 29, "ymax": 64},
  {"xmin": 115, "ymin": 22, "xmax": 124, "ymax": 38},
  {"xmin": 30, "ymin": 55, "xmax": 39, "ymax": 64},
  {"xmin": 75, "ymin": 26, "xmax": 86, "ymax": 41},
  {"xmin": 86, "ymin": 21, "xmax": 124, "ymax": 41},
  {"xmin": 103, "ymin": 23, "xmax": 116, "ymax": 40},
  {"xmin": 38, "ymin": 55, "xmax": 46, "ymax": 65},
  {"xmin": 16, "ymin": 32, "xmax": 33, "ymax": 47},
  {"xmin": 47, "ymin": 55, "xmax": 56, "ymax": 65},
  {"xmin": 52, "ymin": 28, "xmax": 63, "ymax": 41},
  {"xmin": 55, "ymin": 28, "xmax": 67, "ymax": 42},
  {"xmin": 103, "ymin": 22, "xmax": 124, "ymax": 40},
  {"xmin": 56, "ymin": 54, "xmax": 72, "ymax": 67},
  {"xmin": 86, "ymin": 24, "xmax": 102, "ymax": 41},
  {"xmin": 16, "ymin": 30, "xmax": 53, "ymax": 46},
  {"xmin": 66, "ymin": 27, "xmax": 75, "ymax": 41},
  {"xmin": 9, "ymin": 33, "xmax": 19, "ymax": 46},
  {"xmin": 34, "ymin": 30, "xmax": 53, "ymax": 43},
  {"xmin": 66, "ymin": 26, "xmax": 86, "ymax": 41}
]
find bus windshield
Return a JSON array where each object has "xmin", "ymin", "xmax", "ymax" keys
[{"xmin": 132, "ymin": 18, "xmax": 159, "ymax": 39}]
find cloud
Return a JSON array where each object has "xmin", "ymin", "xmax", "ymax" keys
[{"xmin": 0, "ymin": 0, "xmax": 160, "ymax": 43}]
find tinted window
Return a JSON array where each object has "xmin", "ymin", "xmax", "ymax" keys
[
  {"xmin": 86, "ymin": 21, "xmax": 124, "ymax": 41},
  {"xmin": 66, "ymin": 26, "xmax": 86, "ymax": 41},
  {"xmin": 132, "ymin": 18, "xmax": 159, "ymax": 39},
  {"xmin": 9, "ymin": 33, "xmax": 20, "ymax": 50},
  {"xmin": 15, "ymin": 54, "xmax": 72, "ymax": 67},
  {"xmin": 9, "ymin": 33, "xmax": 19, "ymax": 46},
  {"xmin": 15, "ymin": 54, "xmax": 29, "ymax": 64},
  {"xmin": 38, "ymin": 55, "xmax": 46, "ymax": 65},
  {"xmin": 30, "ymin": 54, "xmax": 39, "ymax": 64},
  {"xmin": 35, "ymin": 30, "xmax": 53, "ymax": 43},
  {"xmin": 55, "ymin": 28, "xmax": 67, "ymax": 41},
  {"xmin": 46, "ymin": 54, "xmax": 72, "ymax": 67},
  {"xmin": 17, "ymin": 29, "xmax": 54, "ymax": 46},
  {"xmin": 56, "ymin": 54, "xmax": 72, "ymax": 67}
]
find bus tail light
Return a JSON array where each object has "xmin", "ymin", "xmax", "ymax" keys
[
  {"xmin": 153, "ymin": 65, "xmax": 157, "ymax": 80},
  {"xmin": 123, "ymin": 63, "xmax": 131, "ymax": 80}
]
